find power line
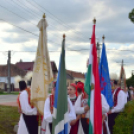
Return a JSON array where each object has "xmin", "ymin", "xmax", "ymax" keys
[
  {"xmin": 0, "ymin": 3, "xmax": 37, "ymax": 26},
  {"xmin": 8, "ymin": 0, "xmax": 75, "ymax": 43},
  {"xmin": 1, "ymin": 0, "xmax": 88, "ymax": 43},
  {"xmin": 0, "ymin": 18, "xmax": 61, "ymax": 45},
  {"xmin": 11, "ymin": 0, "xmax": 41, "ymax": 20},
  {"xmin": 25, "ymin": 0, "xmax": 88, "ymax": 41},
  {"xmin": 0, "ymin": 18, "xmax": 38, "ymax": 37}
]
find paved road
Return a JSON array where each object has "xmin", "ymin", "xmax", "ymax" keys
[{"xmin": 0, "ymin": 95, "xmax": 18, "ymax": 103}]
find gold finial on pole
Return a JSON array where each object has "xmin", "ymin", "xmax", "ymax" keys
[
  {"xmin": 63, "ymin": 34, "xmax": 66, "ymax": 39},
  {"xmin": 43, "ymin": 13, "xmax": 46, "ymax": 18},
  {"xmin": 102, "ymin": 35, "xmax": 105, "ymax": 42},
  {"xmin": 93, "ymin": 18, "xmax": 96, "ymax": 24}
]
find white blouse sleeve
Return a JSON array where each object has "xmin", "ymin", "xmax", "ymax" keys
[
  {"xmin": 74, "ymin": 95, "xmax": 85, "ymax": 114},
  {"xmin": 44, "ymin": 97, "xmax": 53, "ymax": 123},
  {"xmin": 68, "ymin": 98, "xmax": 76, "ymax": 122},
  {"xmin": 101, "ymin": 94, "xmax": 109, "ymax": 114},
  {"xmin": 111, "ymin": 91, "xmax": 127, "ymax": 113},
  {"xmin": 20, "ymin": 92, "xmax": 37, "ymax": 115}
]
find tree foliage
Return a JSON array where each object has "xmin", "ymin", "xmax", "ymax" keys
[
  {"xmin": 129, "ymin": 8, "xmax": 134, "ymax": 23},
  {"xmin": 126, "ymin": 74, "xmax": 134, "ymax": 87}
]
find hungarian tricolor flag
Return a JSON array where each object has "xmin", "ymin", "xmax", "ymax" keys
[{"xmin": 84, "ymin": 22, "xmax": 102, "ymax": 134}]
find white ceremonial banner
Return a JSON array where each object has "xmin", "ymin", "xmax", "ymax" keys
[{"xmin": 31, "ymin": 15, "xmax": 53, "ymax": 115}]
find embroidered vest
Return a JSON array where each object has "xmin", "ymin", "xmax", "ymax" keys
[
  {"xmin": 17, "ymin": 88, "xmax": 33, "ymax": 113},
  {"xmin": 81, "ymin": 94, "xmax": 88, "ymax": 120},
  {"xmin": 113, "ymin": 88, "xmax": 122, "ymax": 107},
  {"xmin": 70, "ymin": 96, "xmax": 77, "ymax": 105},
  {"xmin": 50, "ymin": 95, "xmax": 54, "ymax": 114}
]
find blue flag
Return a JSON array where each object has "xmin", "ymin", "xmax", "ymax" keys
[
  {"xmin": 99, "ymin": 43, "xmax": 113, "ymax": 107},
  {"xmin": 52, "ymin": 36, "xmax": 68, "ymax": 134}
]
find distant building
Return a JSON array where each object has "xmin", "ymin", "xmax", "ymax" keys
[
  {"xmin": 66, "ymin": 70, "xmax": 85, "ymax": 86},
  {"xmin": 0, "ymin": 64, "xmax": 26, "ymax": 91},
  {"xmin": 16, "ymin": 60, "xmax": 58, "ymax": 79}
]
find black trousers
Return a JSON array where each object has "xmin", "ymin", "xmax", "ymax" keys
[
  {"xmin": 81, "ymin": 118, "xmax": 89, "ymax": 134},
  {"xmin": 108, "ymin": 113, "xmax": 119, "ymax": 134},
  {"xmin": 23, "ymin": 114, "xmax": 38, "ymax": 134}
]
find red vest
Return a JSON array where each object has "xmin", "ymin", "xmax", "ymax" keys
[
  {"xmin": 113, "ymin": 88, "xmax": 122, "ymax": 107},
  {"xmin": 17, "ymin": 88, "xmax": 34, "ymax": 113}
]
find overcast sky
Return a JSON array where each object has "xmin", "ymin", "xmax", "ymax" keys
[{"xmin": 0, "ymin": 0, "xmax": 134, "ymax": 78}]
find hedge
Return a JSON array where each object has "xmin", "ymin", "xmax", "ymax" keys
[{"xmin": 113, "ymin": 100, "xmax": 134, "ymax": 134}]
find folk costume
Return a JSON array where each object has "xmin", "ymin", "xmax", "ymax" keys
[
  {"xmin": 69, "ymin": 83, "xmax": 79, "ymax": 134},
  {"xmin": 75, "ymin": 81, "xmax": 89, "ymax": 134},
  {"xmin": 75, "ymin": 93, "xmax": 89, "ymax": 134},
  {"xmin": 41, "ymin": 93, "xmax": 76, "ymax": 134},
  {"xmin": 108, "ymin": 86, "xmax": 127, "ymax": 134},
  {"xmin": 17, "ymin": 81, "xmax": 38, "ymax": 134}
]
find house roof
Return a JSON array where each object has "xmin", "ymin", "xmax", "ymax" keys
[
  {"xmin": 15, "ymin": 61, "xmax": 58, "ymax": 72},
  {"xmin": 66, "ymin": 70, "xmax": 85, "ymax": 79},
  {"xmin": 0, "ymin": 64, "xmax": 26, "ymax": 77}
]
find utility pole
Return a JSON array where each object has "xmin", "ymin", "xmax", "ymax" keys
[{"xmin": 7, "ymin": 50, "xmax": 11, "ymax": 93}]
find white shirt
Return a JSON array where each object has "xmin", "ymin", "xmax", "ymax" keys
[
  {"xmin": 111, "ymin": 89, "xmax": 127, "ymax": 113},
  {"xmin": 101, "ymin": 94, "xmax": 109, "ymax": 114},
  {"xmin": 18, "ymin": 90, "xmax": 37, "ymax": 134},
  {"xmin": 75, "ymin": 94, "xmax": 109, "ymax": 116},
  {"xmin": 43, "ymin": 95, "xmax": 76, "ymax": 134},
  {"xmin": 74, "ymin": 94, "xmax": 89, "ymax": 118}
]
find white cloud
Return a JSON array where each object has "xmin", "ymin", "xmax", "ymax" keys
[{"xmin": 0, "ymin": 0, "xmax": 134, "ymax": 79}]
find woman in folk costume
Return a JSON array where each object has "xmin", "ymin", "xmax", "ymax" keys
[
  {"xmin": 68, "ymin": 83, "xmax": 81, "ymax": 134},
  {"xmin": 17, "ymin": 81, "xmax": 38, "ymax": 134},
  {"xmin": 74, "ymin": 82, "xmax": 90, "ymax": 134},
  {"xmin": 41, "ymin": 82, "xmax": 76, "ymax": 134},
  {"xmin": 68, "ymin": 83, "xmax": 78, "ymax": 106}
]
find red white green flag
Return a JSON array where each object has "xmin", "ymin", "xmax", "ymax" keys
[{"xmin": 84, "ymin": 22, "xmax": 102, "ymax": 134}]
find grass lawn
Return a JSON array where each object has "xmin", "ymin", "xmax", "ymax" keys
[
  {"xmin": 0, "ymin": 92, "xmax": 19, "ymax": 95},
  {"xmin": 0, "ymin": 106, "xmax": 20, "ymax": 134}
]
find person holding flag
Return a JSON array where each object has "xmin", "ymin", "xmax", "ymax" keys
[{"xmin": 74, "ymin": 82, "xmax": 89, "ymax": 134}]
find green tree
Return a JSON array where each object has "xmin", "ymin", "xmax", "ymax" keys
[
  {"xmin": 126, "ymin": 74, "xmax": 134, "ymax": 87},
  {"xmin": 129, "ymin": 8, "xmax": 134, "ymax": 23}
]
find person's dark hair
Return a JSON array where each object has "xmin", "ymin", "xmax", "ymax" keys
[
  {"xmin": 77, "ymin": 88, "xmax": 82, "ymax": 93},
  {"xmin": 19, "ymin": 81, "xmax": 27, "ymax": 91},
  {"xmin": 114, "ymin": 80, "xmax": 118, "ymax": 85}
]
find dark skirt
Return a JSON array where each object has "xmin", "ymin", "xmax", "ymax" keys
[
  {"xmin": 23, "ymin": 114, "xmax": 38, "ymax": 134},
  {"xmin": 108, "ymin": 113, "xmax": 119, "ymax": 134},
  {"xmin": 81, "ymin": 118, "xmax": 89, "ymax": 134}
]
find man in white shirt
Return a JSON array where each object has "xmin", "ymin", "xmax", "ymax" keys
[
  {"xmin": 17, "ymin": 81, "xmax": 38, "ymax": 134},
  {"xmin": 108, "ymin": 80, "xmax": 127, "ymax": 134},
  {"xmin": 42, "ymin": 86, "xmax": 76, "ymax": 134}
]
